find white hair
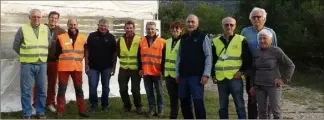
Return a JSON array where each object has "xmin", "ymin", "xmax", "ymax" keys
[
  {"xmin": 258, "ymin": 29, "xmax": 273, "ymax": 40},
  {"xmin": 221, "ymin": 17, "xmax": 236, "ymax": 24},
  {"xmin": 29, "ymin": 9, "xmax": 41, "ymax": 16},
  {"xmin": 249, "ymin": 7, "xmax": 267, "ymax": 21}
]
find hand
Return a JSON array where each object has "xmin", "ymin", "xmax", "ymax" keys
[
  {"xmin": 139, "ymin": 70, "xmax": 144, "ymax": 78},
  {"xmin": 200, "ymin": 76, "xmax": 209, "ymax": 86},
  {"xmin": 110, "ymin": 68, "xmax": 115, "ymax": 76},
  {"xmin": 212, "ymin": 76, "xmax": 217, "ymax": 84},
  {"xmin": 249, "ymin": 87, "xmax": 255, "ymax": 96},
  {"xmin": 85, "ymin": 65, "xmax": 89, "ymax": 74},
  {"xmin": 274, "ymin": 78, "xmax": 283, "ymax": 87},
  {"xmin": 233, "ymin": 72, "xmax": 242, "ymax": 79},
  {"xmin": 175, "ymin": 77, "xmax": 180, "ymax": 83}
]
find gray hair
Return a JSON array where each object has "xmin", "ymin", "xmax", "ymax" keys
[
  {"xmin": 29, "ymin": 9, "xmax": 41, "ymax": 16},
  {"xmin": 249, "ymin": 7, "xmax": 267, "ymax": 21},
  {"xmin": 258, "ymin": 29, "xmax": 273, "ymax": 40},
  {"xmin": 221, "ymin": 17, "xmax": 236, "ymax": 25},
  {"xmin": 98, "ymin": 18, "xmax": 108, "ymax": 25},
  {"xmin": 186, "ymin": 14, "xmax": 199, "ymax": 22},
  {"xmin": 146, "ymin": 21, "xmax": 156, "ymax": 27}
]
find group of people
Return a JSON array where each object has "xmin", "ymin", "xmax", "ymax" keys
[{"xmin": 13, "ymin": 6, "xmax": 295, "ymax": 119}]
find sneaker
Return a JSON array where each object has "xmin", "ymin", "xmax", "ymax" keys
[
  {"xmin": 32, "ymin": 107, "xmax": 36, "ymax": 115},
  {"xmin": 36, "ymin": 114, "xmax": 46, "ymax": 119},
  {"xmin": 22, "ymin": 116, "xmax": 31, "ymax": 119},
  {"xmin": 102, "ymin": 106, "xmax": 110, "ymax": 112},
  {"xmin": 121, "ymin": 107, "xmax": 131, "ymax": 113},
  {"xmin": 79, "ymin": 112, "xmax": 90, "ymax": 117},
  {"xmin": 136, "ymin": 107, "xmax": 143, "ymax": 114},
  {"xmin": 157, "ymin": 111, "xmax": 163, "ymax": 117},
  {"xmin": 56, "ymin": 112, "xmax": 63, "ymax": 119},
  {"xmin": 47, "ymin": 105, "xmax": 56, "ymax": 112},
  {"xmin": 147, "ymin": 110, "xmax": 155, "ymax": 118},
  {"xmin": 90, "ymin": 107, "xmax": 96, "ymax": 113}
]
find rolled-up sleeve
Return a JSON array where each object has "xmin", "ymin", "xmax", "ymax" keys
[
  {"xmin": 13, "ymin": 27, "xmax": 23, "ymax": 55},
  {"xmin": 175, "ymin": 45, "xmax": 181, "ymax": 78},
  {"xmin": 202, "ymin": 35, "xmax": 212, "ymax": 77}
]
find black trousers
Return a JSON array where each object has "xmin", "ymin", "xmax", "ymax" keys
[
  {"xmin": 118, "ymin": 69, "xmax": 142, "ymax": 108},
  {"xmin": 165, "ymin": 76, "xmax": 179, "ymax": 119},
  {"xmin": 246, "ymin": 76, "xmax": 258, "ymax": 119}
]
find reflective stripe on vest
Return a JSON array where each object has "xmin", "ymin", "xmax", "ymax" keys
[
  {"xmin": 212, "ymin": 34, "xmax": 245, "ymax": 81},
  {"xmin": 164, "ymin": 38, "xmax": 180, "ymax": 78},
  {"xmin": 140, "ymin": 37, "xmax": 166, "ymax": 76},
  {"xmin": 20, "ymin": 24, "xmax": 49, "ymax": 63},
  {"xmin": 119, "ymin": 35, "xmax": 141, "ymax": 70},
  {"xmin": 57, "ymin": 32, "xmax": 87, "ymax": 71}
]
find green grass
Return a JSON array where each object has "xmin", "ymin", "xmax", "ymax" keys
[{"xmin": 1, "ymin": 87, "xmax": 239, "ymax": 119}]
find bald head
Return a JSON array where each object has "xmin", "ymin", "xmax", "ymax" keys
[
  {"xmin": 67, "ymin": 18, "xmax": 78, "ymax": 34},
  {"xmin": 222, "ymin": 17, "xmax": 236, "ymax": 36},
  {"xmin": 186, "ymin": 14, "xmax": 199, "ymax": 32}
]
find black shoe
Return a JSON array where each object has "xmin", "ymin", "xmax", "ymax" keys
[
  {"xmin": 157, "ymin": 111, "xmax": 163, "ymax": 117},
  {"xmin": 90, "ymin": 107, "xmax": 96, "ymax": 113},
  {"xmin": 22, "ymin": 116, "xmax": 31, "ymax": 119},
  {"xmin": 102, "ymin": 107, "xmax": 110, "ymax": 112},
  {"xmin": 79, "ymin": 112, "xmax": 90, "ymax": 117},
  {"xmin": 136, "ymin": 107, "xmax": 143, "ymax": 114},
  {"xmin": 56, "ymin": 112, "xmax": 63, "ymax": 119},
  {"xmin": 36, "ymin": 114, "xmax": 46, "ymax": 119},
  {"xmin": 147, "ymin": 110, "xmax": 156, "ymax": 118},
  {"xmin": 122, "ymin": 107, "xmax": 131, "ymax": 113}
]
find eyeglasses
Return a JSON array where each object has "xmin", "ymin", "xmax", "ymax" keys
[
  {"xmin": 31, "ymin": 16, "xmax": 41, "ymax": 19},
  {"xmin": 223, "ymin": 24, "xmax": 235, "ymax": 27},
  {"xmin": 252, "ymin": 16, "xmax": 262, "ymax": 19}
]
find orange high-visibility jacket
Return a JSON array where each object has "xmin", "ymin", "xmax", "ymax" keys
[
  {"xmin": 57, "ymin": 32, "xmax": 87, "ymax": 71},
  {"xmin": 140, "ymin": 37, "xmax": 166, "ymax": 76}
]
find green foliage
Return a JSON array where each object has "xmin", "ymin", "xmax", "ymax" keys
[
  {"xmin": 235, "ymin": 0, "xmax": 324, "ymax": 70},
  {"xmin": 158, "ymin": 1, "xmax": 227, "ymax": 39}
]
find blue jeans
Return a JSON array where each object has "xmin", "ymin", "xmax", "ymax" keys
[
  {"xmin": 143, "ymin": 75, "xmax": 163, "ymax": 112},
  {"xmin": 87, "ymin": 68, "xmax": 111, "ymax": 109},
  {"xmin": 178, "ymin": 76, "xmax": 206, "ymax": 119},
  {"xmin": 20, "ymin": 63, "xmax": 47, "ymax": 116},
  {"xmin": 217, "ymin": 78, "xmax": 246, "ymax": 119}
]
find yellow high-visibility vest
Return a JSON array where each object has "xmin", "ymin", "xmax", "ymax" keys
[
  {"xmin": 20, "ymin": 24, "xmax": 48, "ymax": 63},
  {"xmin": 164, "ymin": 38, "xmax": 180, "ymax": 78},
  {"xmin": 213, "ymin": 34, "xmax": 245, "ymax": 81},
  {"xmin": 119, "ymin": 35, "xmax": 141, "ymax": 70}
]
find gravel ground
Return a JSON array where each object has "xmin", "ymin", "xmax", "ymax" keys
[{"xmin": 204, "ymin": 79, "xmax": 324, "ymax": 119}]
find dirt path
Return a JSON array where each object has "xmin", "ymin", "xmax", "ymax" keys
[{"xmin": 204, "ymin": 79, "xmax": 324, "ymax": 119}]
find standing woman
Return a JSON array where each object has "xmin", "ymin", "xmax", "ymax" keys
[
  {"xmin": 164, "ymin": 21, "xmax": 184, "ymax": 119},
  {"xmin": 249, "ymin": 29, "xmax": 295, "ymax": 119}
]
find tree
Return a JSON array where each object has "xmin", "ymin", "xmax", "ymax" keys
[{"xmin": 159, "ymin": 1, "xmax": 228, "ymax": 38}]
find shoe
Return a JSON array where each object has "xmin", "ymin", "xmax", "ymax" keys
[
  {"xmin": 47, "ymin": 104, "xmax": 56, "ymax": 112},
  {"xmin": 147, "ymin": 110, "xmax": 155, "ymax": 118},
  {"xmin": 157, "ymin": 111, "xmax": 163, "ymax": 117},
  {"xmin": 121, "ymin": 107, "xmax": 131, "ymax": 113},
  {"xmin": 32, "ymin": 107, "xmax": 36, "ymax": 115},
  {"xmin": 90, "ymin": 107, "xmax": 96, "ymax": 113},
  {"xmin": 36, "ymin": 114, "xmax": 46, "ymax": 119},
  {"xmin": 136, "ymin": 107, "xmax": 143, "ymax": 114},
  {"xmin": 102, "ymin": 106, "xmax": 110, "ymax": 112},
  {"xmin": 157, "ymin": 107, "xmax": 163, "ymax": 117},
  {"xmin": 79, "ymin": 112, "xmax": 90, "ymax": 117},
  {"xmin": 22, "ymin": 116, "xmax": 31, "ymax": 119},
  {"xmin": 56, "ymin": 112, "xmax": 63, "ymax": 119}
]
